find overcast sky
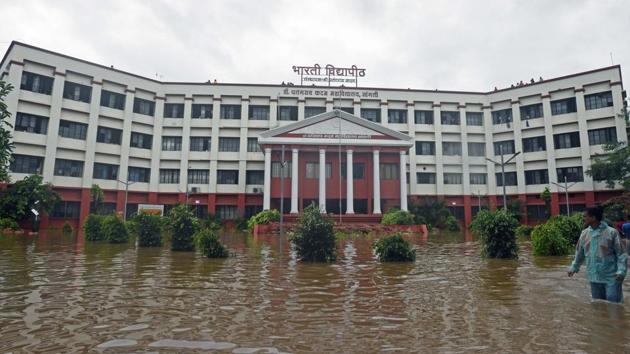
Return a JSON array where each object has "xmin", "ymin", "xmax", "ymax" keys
[{"xmin": 2, "ymin": 0, "xmax": 628, "ymax": 92}]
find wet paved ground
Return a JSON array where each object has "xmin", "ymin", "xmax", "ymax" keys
[{"xmin": 0, "ymin": 232, "xmax": 629, "ymax": 353}]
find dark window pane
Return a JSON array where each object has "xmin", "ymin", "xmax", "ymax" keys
[
  {"xmin": 10, "ymin": 154, "xmax": 44, "ymax": 174},
  {"xmin": 20, "ymin": 71, "xmax": 53, "ymax": 94},
  {"xmin": 63, "ymin": 81, "xmax": 92, "ymax": 103},
  {"xmin": 133, "ymin": 97, "xmax": 155, "ymax": 116},
  {"xmin": 59, "ymin": 120, "xmax": 87, "ymax": 140},
  {"xmin": 100, "ymin": 90, "xmax": 126, "ymax": 110},
  {"xmin": 164, "ymin": 103, "xmax": 184, "ymax": 118},
  {"xmin": 550, "ymin": 97, "xmax": 577, "ymax": 115},
  {"xmin": 15, "ymin": 112, "xmax": 49, "ymax": 134}
]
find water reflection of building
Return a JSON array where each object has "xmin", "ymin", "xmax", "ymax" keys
[{"xmin": 1, "ymin": 41, "xmax": 627, "ymax": 229}]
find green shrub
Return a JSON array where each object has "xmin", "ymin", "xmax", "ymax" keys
[
  {"xmin": 290, "ymin": 203, "xmax": 336, "ymax": 262},
  {"xmin": 134, "ymin": 213, "xmax": 163, "ymax": 247},
  {"xmin": 547, "ymin": 213, "xmax": 583, "ymax": 246},
  {"xmin": 203, "ymin": 214, "xmax": 223, "ymax": 231},
  {"xmin": 165, "ymin": 204, "xmax": 199, "ymax": 251},
  {"xmin": 381, "ymin": 209, "xmax": 415, "ymax": 225},
  {"xmin": 409, "ymin": 198, "xmax": 453, "ymax": 229},
  {"xmin": 515, "ymin": 225, "xmax": 533, "ymax": 239},
  {"xmin": 0, "ymin": 217, "xmax": 20, "ymax": 231},
  {"xmin": 247, "ymin": 209, "xmax": 280, "ymax": 231},
  {"xmin": 61, "ymin": 221, "xmax": 73, "ymax": 236},
  {"xmin": 235, "ymin": 216, "xmax": 248, "ymax": 231},
  {"xmin": 445, "ymin": 215, "xmax": 460, "ymax": 231},
  {"xmin": 531, "ymin": 222, "xmax": 572, "ymax": 256},
  {"xmin": 83, "ymin": 214, "xmax": 105, "ymax": 241},
  {"xmin": 101, "ymin": 215, "xmax": 129, "ymax": 244},
  {"xmin": 373, "ymin": 233, "xmax": 416, "ymax": 262},
  {"xmin": 470, "ymin": 209, "xmax": 519, "ymax": 259},
  {"xmin": 415, "ymin": 215, "xmax": 427, "ymax": 225},
  {"xmin": 194, "ymin": 228, "xmax": 229, "ymax": 258}
]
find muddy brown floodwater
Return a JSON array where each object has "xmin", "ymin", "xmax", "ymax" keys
[{"xmin": 0, "ymin": 232, "xmax": 629, "ymax": 353}]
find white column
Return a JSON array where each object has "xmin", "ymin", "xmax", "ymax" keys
[
  {"xmin": 373, "ymin": 150, "xmax": 381, "ymax": 214},
  {"xmin": 346, "ymin": 150, "xmax": 354, "ymax": 214},
  {"xmin": 42, "ymin": 71, "xmax": 65, "ymax": 183},
  {"xmin": 319, "ymin": 148, "xmax": 326, "ymax": 213},
  {"xmin": 400, "ymin": 150, "xmax": 408, "ymax": 211},
  {"xmin": 263, "ymin": 147, "xmax": 271, "ymax": 210},
  {"xmin": 291, "ymin": 148, "xmax": 299, "ymax": 213}
]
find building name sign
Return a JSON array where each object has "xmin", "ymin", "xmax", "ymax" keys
[
  {"xmin": 282, "ymin": 88, "xmax": 379, "ymax": 98},
  {"xmin": 292, "ymin": 64, "xmax": 366, "ymax": 87},
  {"xmin": 302, "ymin": 133, "xmax": 371, "ymax": 139}
]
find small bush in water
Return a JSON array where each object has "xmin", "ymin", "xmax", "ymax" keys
[
  {"xmin": 445, "ymin": 215, "xmax": 460, "ymax": 232},
  {"xmin": 381, "ymin": 209, "xmax": 415, "ymax": 225},
  {"xmin": 165, "ymin": 204, "xmax": 199, "ymax": 251},
  {"xmin": 194, "ymin": 228, "xmax": 229, "ymax": 258},
  {"xmin": 83, "ymin": 214, "xmax": 105, "ymax": 241},
  {"xmin": 547, "ymin": 214, "xmax": 583, "ymax": 246},
  {"xmin": 531, "ymin": 222, "xmax": 572, "ymax": 256},
  {"xmin": 247, "ymin": 209, "xmax": 280, "ymax": 231},
  {"xmin": 101, "ymin": 214, "xmax": 129, "ymax": 244},
  {"xmin": 203, "ymin": 214, "xmax": 223, "ymax": 232},
  {"xmin": 0, "ymin": 217, "xmax": 20, "ymax": 231},
  {"xmin": 61, "ymin": 221, "xmax": 73, "ymax": 236},
  {"xmin": 515, "ymin": 224, "xmax": 533, "ymax": 239},
  {"xmin": 134, "ymin": 213, "xmax": 163, "ymax": 247},
  {"xmin": 290, "ymin": 204, "xmax": 336, "ymax": 262},
  {"xmin": 470, "ymin": 209, "xmax": 519, "ymax": 259},
  {"xmin": 373, "ymin": 233, "xmax": 416, "ymax": 262}
]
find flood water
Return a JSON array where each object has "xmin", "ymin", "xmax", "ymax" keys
[{"xmin": 1, "ymin": 232, "xmax": 629, "ymax": 353}]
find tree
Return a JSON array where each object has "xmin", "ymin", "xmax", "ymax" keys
[
  {"xmin": 540, "ymin": 187, "xmax": 552, "ymax": 217},
  {"xmin": 409, "ymin": 198, "xmax": 454, "ymax": 229},
  {"xmin": 90, "ymin": 184, "xmax": 104, "ymax": 214},
  {"xmin": 0, "ymin": 175, "xmax": 60, "ymax": 221},
  {"xmin": 586, "ymin": 108, "xmax": 630, "ymax": 190},
  {"xmin": 470, "ymin": 209, "xmax": 519, "ymax": 259},
  {"xmin": 165, "ymin": 204, "xmax": 199, "ymax": 251},
  {"xmin": 507, "ymin": 199, "xmax": 523, "ymax": 222},
  {"xmin": 0, "ymin": 80, "xmax": 14, "ymax": 182},
  {"xmin": 290, "ymin": 203, "xmax": 336, "ymax": 262},
  {"xmin": 587, "ymin": 141, "xmax": 630, "ymax": 190}
]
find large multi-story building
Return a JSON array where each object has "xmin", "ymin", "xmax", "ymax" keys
[{"xmin": 0, "ymin": 41, "xmax": 627, "ymax": 229}]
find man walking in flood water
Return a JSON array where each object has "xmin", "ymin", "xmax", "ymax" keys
[{"xmin": 568, "ymin": 206, "xmax": 627, "ymax": 303}]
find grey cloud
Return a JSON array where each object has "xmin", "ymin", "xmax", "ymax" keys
[{"xmin": 1, "ymin": 0, "xmax": 628, "ymax": 92}]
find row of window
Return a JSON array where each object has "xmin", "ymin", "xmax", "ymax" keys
[
  {"xmin": 21, "ymin": 72, "xmax": 615, "ymax": 124},
  {"xmin": 49, "ymin": 201, "xmax": 246, "ymax": 220},
  {"xmin": 414, "ymin": 128, "xmax": 617, "ymax": 156},
  {"xmin": 48, "ymin": 199, "xmax": 583, "ymax": 220},
  {"xmin": 16, "ymin": 111, "xmax": 618, "ymax": 158},
  {"xmin": 416, "ymin": 166, "xmax": 584, "ymax": 185},
  {"xmin": 8, "ymin": 153, "xmax": 591, "ymax": 186}
]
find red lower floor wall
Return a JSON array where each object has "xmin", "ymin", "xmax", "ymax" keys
[{"xmin": 27, "ymin": 186, "xmax": 625, "ymax": 230}]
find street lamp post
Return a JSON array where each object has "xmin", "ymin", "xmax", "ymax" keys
[
  {"xmin": 486, "ymin": 145, "xmax": 520, "ymax": 211},
  {"xmin": 472, "ymin": 190, "xmax": 484, "ymax": 210},
  {"xmin": 117, "ymin": 179, "xmax": 136, "ymax": 221},
  {"xmin": 279, "ymin": 144, "xmax": 286, "ymax": 237},
  {"xmin": 551, "ymin": 176, "xmax": 577, "ymax": 216}
]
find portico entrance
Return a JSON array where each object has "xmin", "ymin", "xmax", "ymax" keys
[{"xmin": 258, "ymin": 110, "xmax": 413, "ymax": 215}]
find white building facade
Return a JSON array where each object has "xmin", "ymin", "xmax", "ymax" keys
[{"xmin": 0, "ymin": 42, "xmax": 627, "ymax": 228}]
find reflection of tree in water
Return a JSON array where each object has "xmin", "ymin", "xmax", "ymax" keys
[
  {"xmin": 290, "ymin": 263, "xmax": 343, "ymax": 341},
  {"xmin": 0, "ymin": 234, "xmax": 34, "ymax": 291},
  {"xmin": 477, "ymin": 258, "xmax": 519, "ymax": 301},
  {"xmin": 468, "ymin": 258, "xmax": 521, "ymax": 349},
  {"xmin": 583, "ymin": 301, "xmax": 629, "ymax": 353},
  {"xmin": 531, "ymin": 254, "xmax": 572, "ymax": 269},
  {"xmin": 83, "ymin": 242, "xmax": 128, "ymax": 271}
]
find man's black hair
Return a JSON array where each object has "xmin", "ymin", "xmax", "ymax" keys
[{"xmin": 585, "ymin": 205, "xmax": 604, "ymax": 221}]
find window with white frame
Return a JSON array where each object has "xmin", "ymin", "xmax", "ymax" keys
[
  {"xmin": 162, "ymin": 136, "xmax": 182, "ymax": 151},
  {"xmin": 159, "ymin": 169, "xmax": 180, "ymax": 184}
]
